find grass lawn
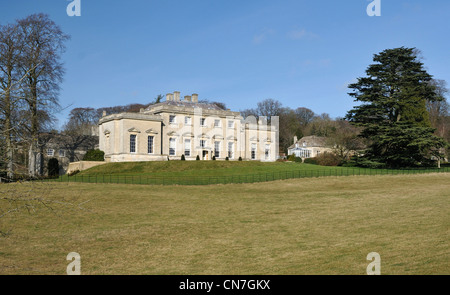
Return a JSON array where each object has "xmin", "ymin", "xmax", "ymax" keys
[{"xmin": 1, "ymin": 173, "xmax": 449, "ymax": 274}]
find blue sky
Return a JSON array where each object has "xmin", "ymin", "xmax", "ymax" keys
[{"xmin": 1, "ymin": 0, "xmax": 449, "ymax": 128}]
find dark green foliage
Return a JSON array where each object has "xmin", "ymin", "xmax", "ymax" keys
[
  {"xmin": 238, "ymin": 157, "xmax": 243, "ymax": 161},
  {"xmin": 181, "ymin": 154, "xmax": 186, "ymax": 161},
  {"xmin": 83, "ymin": 150, "xmax": 105, "ymax": 162},
  {"xmin": 225, "ymin": 157, "xmax": 229, "ymax": 161},
  {"xmin": 47, "ymin": 158, "xmax": 59, "ymax": 177},
  {"xmin": 196, "ymin": 155, "xmax": 200, "ymax": 161},
  {"xmin": 304, "ymin": 157, "xmax": 318, "ymax": 165},
  {"xmin": 287, "ymin": 154, "xmax": 296, "ymax": 161},
  {"xmin": 346, "ymin": 47, "xmax": 448, "ymax": 167},
  {"xmin": 212, "ymin": 156, "xmax": 216, "ymax": 160}
]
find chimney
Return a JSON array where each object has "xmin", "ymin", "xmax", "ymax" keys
[
  {"xmin": 294, "ymin": 136, "xmax": 298, "ymax": 144},
  {"xmin": 166, "ymin": 93, "xmax": 173, "ymax": 101},
  {"xmin": 174, "ymin": 91, "xmax": 181, "ymax": 101},
  {"xmin": 184, "ymin": 95, "xmax": 192, "ymax": 102},
  {"xmin": 192, "ymin": 93, "xmax": 198, "ymax": 103},
  {"xmin": 102, "ymin": 110, "xmax": 107, "ymax": 117}
]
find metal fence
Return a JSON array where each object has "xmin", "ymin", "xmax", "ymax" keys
[{"xmin": 42, "ymin": 166, "xmax": 450, "ymax": 186}]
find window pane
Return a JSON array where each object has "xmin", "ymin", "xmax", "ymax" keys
[
  {"xmin": 228, "ymin": 142, "xmax": 233, "ymax": 159},
  {"xmin": 130, "ymin": 135, "xmax": 136, "ymax": 153},
  {"xmin": 185, "ymin": 139, "xmax": 191, "ymax": 156},
  {"xmin": 169, "ymin": 138, "xmax": 176, "ymax": 155},
  {"xmin": 214, "ymin": 141, "xmax": 220, "ymax": 158},
  {"xmin": 148, "ymin": 136, "xmax": 154, "ymax": 154},
  {"xmin": 251, "ymin": 143, "xmax": 256, "ymax": 160}
]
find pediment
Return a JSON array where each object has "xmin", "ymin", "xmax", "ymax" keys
[
  {"xmin": 182, "ymin": 132, "xmax": 194, "ymax": 138},
  {"xmin": 167, "ymin": 131, "xmax": 179, "ymax": 137},
  {"xmin": 197, "ymin": 133, "xmax": 210, "ymax": 139},
  {"xmin": 146, "ymin": 128, "xmax": 159, "ymax": 134},
  {"xmin": 128, "ymin": 127, "xmax": 141, "ymax": 133}
]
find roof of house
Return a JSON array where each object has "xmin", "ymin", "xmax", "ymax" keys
[
  {"xmin": 146, "ymin": 100, "xmax": 225, "ymax": 112},
  {"xmin": 288, "ymin": 135, "xmax": 328, "ymax": 149}
]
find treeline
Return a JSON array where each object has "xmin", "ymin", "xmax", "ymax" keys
[{"xmin": 239, "ymin": 98, "xmax": 368, "ymax": 157}]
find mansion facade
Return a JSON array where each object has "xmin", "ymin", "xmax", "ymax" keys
[{"xmin": 98, "ymin": 92, "xmax": 278, "ymax": 162}]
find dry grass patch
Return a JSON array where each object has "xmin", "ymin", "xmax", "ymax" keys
[{"xmin": 0, "ymin": 174, "xmax": 449, "ymax": 274}]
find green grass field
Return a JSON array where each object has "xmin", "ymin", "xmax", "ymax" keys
[
  {"xmin": 56, "ymin": 161, "xmax": 450, "ymax": 185},
  {"xmin": 1, "ymin": 173, "xmax": 449, "ymax": 274}
]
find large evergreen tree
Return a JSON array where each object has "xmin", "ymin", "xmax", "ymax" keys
[{"xmin": 346, "ymin": 47, "xmax": 448, "ymax": 167}]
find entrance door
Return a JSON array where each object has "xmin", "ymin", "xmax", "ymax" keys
[{"xmin": 202, "ymin": 150, "xmax": 209, "ymax": 160}]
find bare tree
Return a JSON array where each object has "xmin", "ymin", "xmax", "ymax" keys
[
  {"xmin": 256, "ymin": 98, "xmax": 282, "ymax": 121},
  {"xmin": 427, "ymin": 79, "xmax": 449, "ymax": 139},
  {"xmin": 0, "ymin": 23, "xmax": 24, "ymax": 179},
  {"xmin": 327, "ymin": 120, "xmax": 365, "ymax": 162},
  {"xmin": 17, "ymin": 14, "xmax": 69, "ymax": 177}
]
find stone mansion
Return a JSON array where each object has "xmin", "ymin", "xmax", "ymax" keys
[{"xmin": 98, "ymin": 91, "xmax": 278, "ymax": 162}]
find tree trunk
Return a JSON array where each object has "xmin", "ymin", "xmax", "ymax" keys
[
  {"xmin": 4, "ymin": 78, "xmax": 14, "ymax": 179},
  {"xmin": 28, "ymin": 75, "xmax": 39, "ymax": 177}
]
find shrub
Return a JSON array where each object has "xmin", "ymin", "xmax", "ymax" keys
[
  {"xmin": 304, "ymin": 157, "xmax": 318, "ymax": 165},
  {"xmin": 225, "ymin": 157, "xmax": 229, "ymax": 161},
  {"xmin": 238, "ymin": 156, "xmax": 242, "ymax": 161},
  {"xmin": 196, "ymin": 155, "xmax": 200, "ymax": 161},
  {"xmin": 212, "ymin": 156, "xmax": 216, "ymax": 160},
  {"xmin": 68, "ymin": 169, "xmax": 80, "ymax": 176},
  {"xmin": 316, "ymin": 152, "xmax": 342, "ymax": 166},
  {"xmin": 47, "ymin": 158, "xmax": 59, "ymax": 177},
  {"xmin": 181, "ymin": 154, "xmax": 186, "ymax": 161},
  {"xmin": 287, "ymin": 154, "xmax": 296, "ymax": 162},
  {"xmin": 83, "ymin": 149, "xmax": 105, "ymax": 161}
]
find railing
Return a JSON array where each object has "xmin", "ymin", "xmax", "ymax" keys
[{"xmin": 40, "ymin": 166, "xmax": 450, "ymax": 186}]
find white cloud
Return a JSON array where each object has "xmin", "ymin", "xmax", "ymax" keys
[
  {"xmin": 252, "ymin": 29, "xmax": 275, "ymax": 44},
  {"xmin": 287, "ymin": 29, "xmax": 319, "ymax": 40}
]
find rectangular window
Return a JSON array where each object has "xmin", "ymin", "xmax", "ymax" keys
[
  {"xmin": 47, "ymin": 149, "xmax": 54, "ymax": 157},
  {"xmin": 251, "ymin": 143, "xmax": 257, "ymax": 160},
  {"xmin": 200, "ymin": 118, "xmax": 206, "ymax": 126},
  {"xmin": 185, "ymin": 116, "xmax": 191, "ymax": 125},
  {"xmin": 169, "ymin": 138, "xmax": 176, "ymax": 156},
  {"xmin": 214, "ymin": 119, "xmax": 221, "ymax": 128},
  {"xmin": 184, "ymin": 139, "xmax": 191, "ymax": 157},
  {"xmin": 58, "ymin": 149, "xmax": 65, "ymax": 157},
  {"xmin": 148, "ymin": 136, "xmax": 154, "ymax": 154},
  {"xmin": 228, "ymin": 142, "xmax": 234, "ymax": 159},
  {"xmin": 228, "ymin": 120, "xmax": 234, "ymax": 128},
  {"xmin": 130, "ymin": 135, "xmax": 137, "ymax": 153},
  {"xmin": 265, "ymin": 144, "xmax": 270, "ymax": 160},
  {"xmin": 169, "ymin": 115, "xmax": 176, "ymax": 124},
  {"xmin": 214, "ymin": 141, "xmax": 220, "ymax": 158},
  {"xmin": 200, "ymin": 140, "xmax": 206, "ymax": 148}
]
